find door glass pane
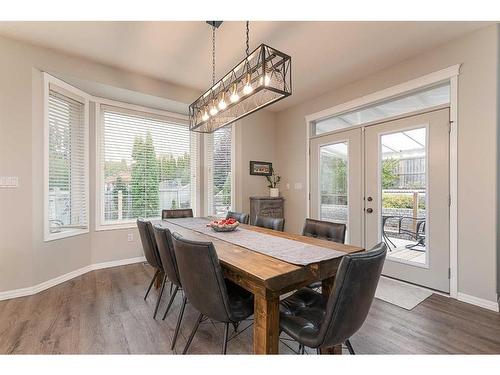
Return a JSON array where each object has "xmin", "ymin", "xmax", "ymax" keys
[
  {"xmin": 381, "ymin": 127, "xmax": 427, "ymax": 265},
  {"xmin": 320, "ymin": 142, "xmax": 348, "ymax": 230}
]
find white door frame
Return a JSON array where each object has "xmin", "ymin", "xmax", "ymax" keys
[{"xmin": 304, "ymin": 64, "xmax": 460, "ymax": 298}]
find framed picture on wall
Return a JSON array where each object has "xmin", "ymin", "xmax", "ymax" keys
[{"xmin": 250, "ymin": 161, "xmax": 273, "ymax": 176}]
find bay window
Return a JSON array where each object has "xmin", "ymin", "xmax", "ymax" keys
[
  {"xmin": 44, "ymin": 74, "xmax": 89, "ymax": 241},
  {"xmin": 206, "ymin": 125, "xmax": 233, "ymax": 216},
  {"xmin": 96, "ymin": 101, "xmax": 198, "ymax": 228}
]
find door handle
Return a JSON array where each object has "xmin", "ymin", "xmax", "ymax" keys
[{"xmin": 366, "ymin": 208, "xmax": 373, "ymax": 213}]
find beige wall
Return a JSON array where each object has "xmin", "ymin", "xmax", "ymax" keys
[
  {"xmin": 0, "ymin": 33, "xmax": 198, "ymax": 291},
  {"xmin": 275, "ymin": 24, "xmax": 499, "ymax": 303},
  {"xmin": 235, "ymin": 110, "xmax": 278, "ymax": 215},
  {"xmin": 0, "ymin": 34, "xmax": 279, "ymax": 293}
]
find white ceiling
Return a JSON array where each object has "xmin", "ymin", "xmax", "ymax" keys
[{"xmin": 0, "ymin": 21, "xmax": 491, "ymax": 111}]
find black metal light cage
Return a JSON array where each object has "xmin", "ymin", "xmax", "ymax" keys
[{"xmin": 189, "ymin": 44, "xmax": 292, "ymax": 133}]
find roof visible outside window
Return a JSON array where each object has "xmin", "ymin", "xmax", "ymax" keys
[{"xmin": 313, "ymin": 83, "xmax": 450, "ymax": 136}]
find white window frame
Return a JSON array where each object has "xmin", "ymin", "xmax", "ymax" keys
[
  {"xmin": 305, "ymin": 64, "xmax": 460, "ymax": 298},
  {"xmin": 203, "ymin": 124, "xmax": 236, "ymax": 217},
  {"xmin": 94, "ymin": 97, "xmax": 195, "ymax": 231},
  {"xmin": 43, "ymin": 73, "xmax": 90, "ymax": 242}
]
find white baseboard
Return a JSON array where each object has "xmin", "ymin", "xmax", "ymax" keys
[
  {"xmin": 90, "ymin": 256, "xmax": 146, "ymax": 271},
  {"xmin": 2, "ymin": 257, "xmax": 498, "ymax": 315},
  {"xmin": 457, "ymin": 292, "xmax": 499, "ymax": 312},
  {"xmin": 0, "ymin": 256, "xmax": 146, "ymax": 301}
]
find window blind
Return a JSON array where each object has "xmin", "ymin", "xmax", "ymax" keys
[
  {"xmin": 47, "ymin": 89, "xmax": 87, "ymax": 236},
  {"xmin": 207, "ymin": 126, "xmax": 232, "ymax": 216},
  {"xmin": 99, "ymin": 104, "xmax": 197, "ymax": 225}
]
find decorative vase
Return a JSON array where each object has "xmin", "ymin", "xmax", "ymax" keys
[{"xmin": 269, "ymin": 188, "xmax": 279, "ymax": 197}]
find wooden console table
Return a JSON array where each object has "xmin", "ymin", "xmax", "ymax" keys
[{"xmin": 249, "ymin": 196, "xmax": 284, "ymax": 226}]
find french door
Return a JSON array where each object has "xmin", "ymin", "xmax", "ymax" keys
[
  {"xmin": 310, "ymin": 128, "xmax": 363, "ymax": 246},
  {"xmin": 310, "ymin": 108, "xmax": 450, "ymax": 292}
]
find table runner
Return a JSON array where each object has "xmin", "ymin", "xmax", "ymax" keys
[{"xmin": 163, "ymin": 217, "xmax": 345, "ymax": 266}]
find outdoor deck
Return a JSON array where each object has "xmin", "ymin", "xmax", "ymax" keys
[{"xmin": 386, "ymin": 236, "xmax": 426, "ymax": 264}]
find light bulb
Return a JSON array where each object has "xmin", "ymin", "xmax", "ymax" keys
[
  {"xmin": 243, "ymin": 73, "xmax": 253, "ymax": 95},
  {"xmin": 260, "ymin": 74, "xmax": 271, "ymax": 86},
  {"xmin": 218, "ymin": 93, "xmax": 227, "ymax": 110},
  {"xmin": 201, "ymin": 108, "xmax": 209, "ymax": 122},
  {"xmin": 209, "ymin": 102, "xmax": 218, "ymax": 116},
  {"xmin": 230, "ymin": 83, "xmax": 240, "ymax": 103}
]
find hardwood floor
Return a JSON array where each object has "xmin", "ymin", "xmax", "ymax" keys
[{"xmin": 0, "ymin": 262, "xmax": 499, "ymax": 354}]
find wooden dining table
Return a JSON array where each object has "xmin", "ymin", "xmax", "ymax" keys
[{"xmin": 155, "ymin": 218, "xmax": 364, "ymax": 355}]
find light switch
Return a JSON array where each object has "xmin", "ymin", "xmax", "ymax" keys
[
  {"xmin": 294, "ymin": 182, "xmax": 302, "ymax": 190},
  {"xmin": 0, "ymin": 176, "xmax": 19, "ymax": 188}
]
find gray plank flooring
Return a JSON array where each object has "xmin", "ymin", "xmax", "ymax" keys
[{"xmin": 0, "ymin": 263, "xmax": 499, "ymax": 354}]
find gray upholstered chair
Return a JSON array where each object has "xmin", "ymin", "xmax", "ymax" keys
[
  {"xmin": 279, "ymin": 242, "xmax": 387, "ymax": 354},
  {"xmin": 162, "ymin": 208, "xmax": 193, "ymax": 219},
  {"xmin": 226, "ymin": 211, "xmax": 249, "ymax": 224},
  {"xmin": 302, "ymin": 218, "xmax": 347, "ymax": 289},
  {"xmin": 137, "ymin": 219, "xmax": 166, "ymax": 319},
  {"xmin": 302, "ymin": 218, "xmax": 346, "ymax": 243},
  {"xmin": 171, "ymin": 233, "xmax": 254, "ymax": 354},
  {"xmin": 254, "ymin": 215, "xmax": 285, "ymax": 232},
  {"xmin": 152, "ymin": 225, "xmax": 186, "ymax": 350}
]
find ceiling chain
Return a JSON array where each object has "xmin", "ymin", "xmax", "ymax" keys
[
  {"xmin": 246, "ymin": 21, "xmax": 250, "ymax": 56},
  {"xmin": 212, "ymin": 25, "xmax": 216, "ymax": 85}
]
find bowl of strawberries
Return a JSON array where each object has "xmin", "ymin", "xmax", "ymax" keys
[{"xmin": 207, "ymin": 218, "xmax": 239, "ymax": 232}]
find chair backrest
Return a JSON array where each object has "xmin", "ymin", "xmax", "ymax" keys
[
  {"xmin": 137, "ymin": 219, "xmax": 162, "ymax": 270},
  {"xmin": 317, "ymin": 242, "xmax": 387, "ymax": 348},
  {"xmin": 254, "ymin": 215, "xmax": 285, "ymax": 231},
  {"xmin": 162, "ymin": 209, "xmax": 193, "ymax": 219},
  {"xmin": 302, "ymin": 218, "xmax": 346, "ymax": 243},
  {"xmin": 171, "ymin": 232, "xmax": 233, "ymax": 323},
  {"xmin": 152, "ymin": 225, "xmax": 181, "ymax": 287},
  {"xmin": 226, "ymin": 211, "xmax": 249, "ymax": 224}
]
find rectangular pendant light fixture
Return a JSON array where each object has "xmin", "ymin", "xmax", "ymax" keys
[{"xmin": 189, "ymin": 44, "xmax": 292, "ymax": 133}]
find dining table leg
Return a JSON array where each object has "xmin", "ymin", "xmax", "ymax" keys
[
  {"xmin": 319, "ymin": 275, "xmax": 342, "ymax": 355},
  {"xmin": 253, "ymin": 292, "xmax": 280, "ymax": 354}
]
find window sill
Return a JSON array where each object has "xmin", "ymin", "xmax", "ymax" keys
[
  {"xmin": 95, "ymin": 219, "xmax": 159, "ymax": 232},
  {"xmin": 95, "ymin": 223, "xmax": 137, "ymax": 232},
  {"xmin": 44, "ymin": 228, "xmax": 89, "ymax": 242}
]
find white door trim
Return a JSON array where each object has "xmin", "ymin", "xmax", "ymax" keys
[
  {"xmin": 305, "ymin": 64, "xmax": 461, "ymax": 299},
  {"xmin": 305, "ymin": 65, "xmax": 460, "ymax": 124}
]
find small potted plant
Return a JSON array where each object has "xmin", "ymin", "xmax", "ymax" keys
[{"xmin": 266, "ymin": 168, "xmax": 281, "ymax": 197}]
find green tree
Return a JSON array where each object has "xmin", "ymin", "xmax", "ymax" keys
[
  {"xmin": 320, "ymin": 155, "xmax": 347, "ymax": 205},
  {"xmin": 131, "ymin": 133, "xmax": 159, "ymax": 218},
  {"xmin": 158, "ymin": 154, "xmax": 177, "ymax": 182},
  {"xmin": 158, "ymin": 152, "xmax": 191, "ymax": 186},
  {"xmin": 382, "ymin": 158, "xmax": 399, "ymax": 189},
  {"xmin": 176, "ymin": 152, "xmax": 191, "ymax": 185}
]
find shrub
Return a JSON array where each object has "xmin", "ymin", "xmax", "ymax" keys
[{"xmin": 382, "ymin": 193, "xmax": 425, "ymax": 209}]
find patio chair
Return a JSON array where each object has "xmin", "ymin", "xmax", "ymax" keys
[{"xmin": 382, "ymin": 215, "xmax": 426, "ymax": 251}]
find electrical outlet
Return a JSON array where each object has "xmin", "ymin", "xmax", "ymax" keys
[{"xmin": 127, "ymin": 233, "xmax": 133, "ymax": 242}]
